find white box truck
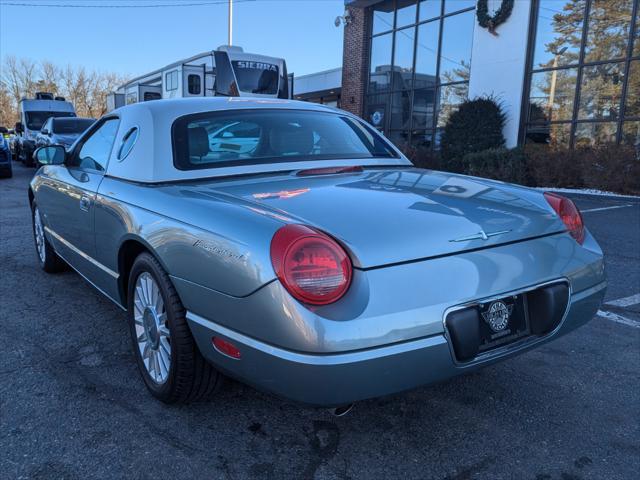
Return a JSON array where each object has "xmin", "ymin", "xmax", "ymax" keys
[{"xmin": 14, "ymin": 93, "xmax": 76, "ymax": 166}]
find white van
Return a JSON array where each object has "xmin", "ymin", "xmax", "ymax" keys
[
  {"xmin": 15, "ymin": 93, "xmax": 76, "ymax": 166},
  {"xmin": 107, "ymin": 46, "xmax": 291, "ymax": 111}
]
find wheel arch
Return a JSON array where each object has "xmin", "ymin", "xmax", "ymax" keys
[{"xmin": 117, "ymin": 236, "xmax": 172, "ymax": 307}]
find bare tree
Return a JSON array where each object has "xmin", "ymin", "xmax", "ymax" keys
[{"xmin": 0, "ymin": 56, "xmax": 128, "ymax": 126}]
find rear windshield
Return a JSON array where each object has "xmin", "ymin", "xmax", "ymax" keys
[
  {"xmin": 52, "ymin": 118, "xmax": 95, "ymax": 134},
  {"xmin": 26, "ymin": 111, "xmax": 75, "ymax": 130},
  {"xmin": 172, "ymin": 109, "xmax": 398, "ymax": 170},
  {"xmin": 231, "ymin": 61, "xmax": 279, "ymax": 94}
]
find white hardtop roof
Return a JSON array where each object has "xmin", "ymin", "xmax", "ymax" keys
[{"xmin": 104, "ymin": 97, "xmax": 409, "ymax": 183}]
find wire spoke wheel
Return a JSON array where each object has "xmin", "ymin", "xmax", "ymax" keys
[{"xmin": 134, "ymin": 272, "xmax": 171, "ymax": 384}]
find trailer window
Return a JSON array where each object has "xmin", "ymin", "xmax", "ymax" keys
[
  {"xmin": 144, "ymin": 92, "xmax": 162, "ymax": 101},
  {"xmin": 187, "ymin": 75, "xmax": 201, "ymax": 95},
  {"xmin": 172, "ymin": 109, "xmax": 398, "ymax": 170},
  {"xmin": 165, "ymin": 70, "xmax": 178, "ymax": 91},
  {"xmin": 231, "ymin": 61, "xmax": 279, "ymax": 94}
]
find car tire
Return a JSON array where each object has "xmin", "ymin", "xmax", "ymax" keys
[
  {"xmin": 24, "ymin": 150, "xmax": 34, "ymax": 167},
  {"xmin": 127, "ymin": 252, "xmax": 222, "ymax": 404},
  {"xmin": 32, "ymin": 204, "xmax": 66, "ymax": 273}
]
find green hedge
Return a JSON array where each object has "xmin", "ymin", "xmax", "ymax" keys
[{"xmin": 402, "ymin": 143, "xmax": 640, "ymax": 195}]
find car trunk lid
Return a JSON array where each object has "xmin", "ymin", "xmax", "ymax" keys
[{"xmin": 182, "ymin": 167, "xmax": 564, "ymax": 269}]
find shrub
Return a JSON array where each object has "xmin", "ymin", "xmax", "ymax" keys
[
  {"xmin": 579, "ymin": 144, "xmax": 640, "ymax": 195},
  {"xmin": 524, "ymin": 144, "xmax": 585, "ymax": 189},
  {"xmin": 463, "ymin": 147, "xmax": 528, "ymax": 185},
  {"xmin": 440, "ymin": 97, "xmax": 506, "ymax": 172},
  {"xmin": 525, "ymin": 143, "xmax": 640, "ymax": 195}
]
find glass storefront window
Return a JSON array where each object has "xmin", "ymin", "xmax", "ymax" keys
[
  {"xmin": 396, "ymin": 0, "xmax": 417, "ymax": 27},
  {"xmin": 414, "ymin": 20, "xmax": 439, "ymax": 85},
  {"xmin": 419, "ymin": 0, "xmax": 441, "ymax": 21},
  {"xmin": 529, "ymin": 68, "xmax": 578, "ymax": 123},
  {"xmin": 625, "ymin": 60, "xmax": 640, "ymax": 117},
  {"xmin": 574, "ymin": 122, "xmax": 618, "ymax": 146},
  {"xmin": 634, "ymin": 11, "xmax": 639, "ymax": 56},
  {"xmin": 370, "ymin": 33, "xmax": 393, "ymax": 93},
  {"xmin": 412, "ymin": 87, "xmax": 437, "ymax": 129},
  {"xmin": 365, "ymin": 0, "xmax": 474, "ymax": 146},
  {"xmin": 372, "ymin": 3, "xmax": 395, "ymax": 35},
  {"xmin": 365, "ymin": 93, "xmax": 389, "ymax": 129},
  {"xmin": 525, "ymin": 123, "xmax": 572, "ymax": 148},
  {"xmin": 389, "ymin": 90, "xmax": 413, "ymax": 129},
  {"xmin": 443, "ymin": 0, "xmax": 475, "ymax": 15},
  {"xmin": 392, "ymin": 27, "xmax": 416, "ymax": 91},
  {"xmin": 437, "ymin": 82, "xmax": 468, "ymax": 127},
  {"xmin": 411, "ymin": 130, "xmax": 434, "ymax": 149},
  {"xmin": 525, "ymin": 0, "xmax": 638, "ymax": 148},
  {"xmin": 621, "ymin": 121, "xmax": 640, "ymax": 146},
  {"xmin": 578, "ymin": 62, "xmax": 624, "ymax": 120},
  {"xmin": 439, "ymin": 10, "xmax": 474, "ymax": 83},
  {"xmin": 583, "ymin": 0, "xmax": 634, "ymax": 63},
  {"xmin": 532, "ymin": 0, "xmax": 584, "ymax": 70},
  {"xmin": 387, "ymin": 130, "xmax": 410, "ymax": 146}
]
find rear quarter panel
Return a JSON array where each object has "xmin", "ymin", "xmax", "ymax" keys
[{"xmin": 93, "ymin": 177, "xmax": 284, "ymax": 304}]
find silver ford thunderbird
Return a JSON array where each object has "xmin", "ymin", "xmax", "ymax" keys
[{"xmin": 30, "ymin": 98, "xmax": 606, "ymax": 407}]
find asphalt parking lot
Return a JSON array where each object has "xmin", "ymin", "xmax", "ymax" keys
[{"xmin": 1, "ymin": 161, "xmax": 638, "ymax": 480}]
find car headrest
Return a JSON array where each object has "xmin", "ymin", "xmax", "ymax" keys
[
  {"xmin": 269, "ymin": 123, "xmax": 314, "ymax": 157},
  {"xmin": 188, "ymin": 126, "xmax": 209, "ymax": 157}
]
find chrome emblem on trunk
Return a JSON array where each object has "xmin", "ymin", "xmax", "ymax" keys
[
  {"xmin": 449, "ymin": 229, "xmax": 511, "ymax": 242},
  {"xmin": 482, "ymin": 301, "xmax": 513, "ymax": 332}
]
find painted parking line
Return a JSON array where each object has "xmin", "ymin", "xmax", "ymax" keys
[
  {"xmin": 597, "ymin": 310, "xmax": 640, "ymax": 328},
  {"xmin": 581, "ymin": 204, "xmax": 635, "ymax": 213},
  {"xmin": 605, "ymin": 293, "xmax": 640, "ymax": 308}
]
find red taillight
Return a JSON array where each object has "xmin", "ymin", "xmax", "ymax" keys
[
  {"xmin": 544, "ymin": 192, "xmax": 585, "ymax": 244},
  {"xmin": 270, "ymin": 224, "xmax": 352, "ymax": 305},
  {"xmin": 212, "ymin": 337, "xmax": 241, "ymax": 359}
]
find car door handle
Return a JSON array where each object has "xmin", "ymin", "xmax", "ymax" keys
[{"xmin": 79, "ymin": 195, "xmax": 91, "ymax": 212}]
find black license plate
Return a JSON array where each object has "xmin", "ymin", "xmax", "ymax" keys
[{"xmin": 477, "ymin": 294, "xmax": 529, "ymax": 352}]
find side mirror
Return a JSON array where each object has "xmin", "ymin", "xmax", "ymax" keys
[
  {"xmin": 15, "ymin": 122, "xmax": 24, "ymax": 134},
  {"xmin": 34, "ymin": 145, "xmax": 66, "ymax": 166},
  {"xmin": 41, "ymin": 128, "xmax": 50, "ymax": 135}
]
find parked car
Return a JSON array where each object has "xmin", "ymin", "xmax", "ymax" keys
[
  {"xmin": 15, "ymin": 93, "xmax": 76, "ymax": 167},
  {"xmin": 29, "ymin": 98, "xmax": 606, "ymax": 408},
  {"xmin": 36, "ymin": 117, "xmax": 95, "ymax": 149},
  {"xmin": 0, "ymin": 134, "xmax": 12, "ymax": 178}
]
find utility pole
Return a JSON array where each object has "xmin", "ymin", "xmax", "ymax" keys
[{"xmin": 228, "ymin": 0, "xmax": 233, "ymax": 46}]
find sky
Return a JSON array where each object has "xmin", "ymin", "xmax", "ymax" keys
[{"xmin": 0, "ymin": 0, "xmax": 346, "ymax": 78}]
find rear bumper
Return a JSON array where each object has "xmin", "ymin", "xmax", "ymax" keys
[{"xmin": 187, "ymin": 280, "xmax": 606, "ymax": 406}]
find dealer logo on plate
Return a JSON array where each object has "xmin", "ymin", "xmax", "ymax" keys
[{"xmin": 482, "ymin": 301, "xmax": 513, "ymax": 332}]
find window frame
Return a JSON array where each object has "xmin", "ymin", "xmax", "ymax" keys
[
  {"xmin": 171, "ymin": 108, "xmax": 400, "ymax": 171},
  {"xmin": 365, "ymin": 0, "xmax": 476, "ymax": 149},
  {"xmin": 187, "ymin": 74, "xmax": 202, "ymax": 95},
  {"xmin": 68, "ymin": 115, "xmax": 120, "ymax": 173},
  {"xmin": 165, "ymin": 70, "xmax": 179, "ymax": 91},
  {"xmin": 520, "ymin": 0, "xmax": 640, "ymax": 147}
]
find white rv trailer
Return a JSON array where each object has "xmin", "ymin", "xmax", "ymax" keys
[{"xmin": 107, "ymin": 46, "xmax": 292, "ymax": 111}]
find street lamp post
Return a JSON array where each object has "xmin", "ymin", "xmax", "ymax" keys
[
  {"xmin": 228, "ymin": 0, "xmax": 233, "ymax": 46},
  {"xmin": 548, "ymin": 46, "xmax": 568, "ymax": 119}
]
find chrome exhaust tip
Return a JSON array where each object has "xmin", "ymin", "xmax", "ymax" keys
[{"xmin": 329, "ymin": 403, "xmax": 354, "ymax": 417}]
